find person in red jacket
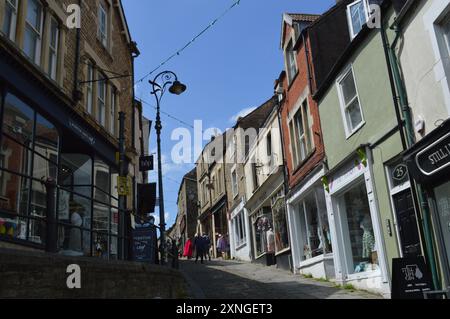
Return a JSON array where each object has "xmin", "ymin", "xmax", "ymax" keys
[{"xmin": 183, "ymin": 237, "xmax": 194, "ymax": 259}]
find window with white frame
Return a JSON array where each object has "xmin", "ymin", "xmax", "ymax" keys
[
  {"xmin": 97, "ymin": 74, "xmax": 106, "ymax": 126},
  {"xmin": 285, "ymin": 40, "xmax": 298, "ymax": 84},
  {"xmin": 440, "ymin": 13, "xmax": 450, "ymax": 59},
  {"xmin": 338, "ymin": 66, "xmax": 364, "ymax": 136},
  {"xmin": 98, "ymin": 3, "xmax": 108, "ymax": 48},
  {"xmin": 347, "ymin": 0, "xmax": 369, "ymax": 39},
  {"xmin": 289, "ymin": 99, "xmax": 313, "ymax": 169},
  {"xmin": 24, "ymin": 0, "xmax": 43, "ymax": 64},
  {"xmin": 2, "ymin": 0, "xmax": 18, "ymax": 41},
  {"xmin": 231, "ymin": 168, "xmax": 238, "ymax": 198},
  {"xmin": 110, "ymin": 87, "xmax": 117, "ymax": 135},
  {"xmin": 234, "ymin": 211, "xmax": 246, "ymax": 247},
  {"xmin": 48, "ymin": 17, "xmax": 59, "ymax": 81},
  {"xmin": 86, "ymin": 63, "xmax": 94, "ymax": 115}
]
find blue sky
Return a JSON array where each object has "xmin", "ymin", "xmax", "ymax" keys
[{"xmin": 122, "ymin": 0, "xmax": 335, "ymax": 228}]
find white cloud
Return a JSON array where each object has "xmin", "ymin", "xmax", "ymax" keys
[{"xmin": 229, "ymin": 107, "xmax": 256, "ymax": 124}]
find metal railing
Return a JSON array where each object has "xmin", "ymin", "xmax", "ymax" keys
[{"xmin": 0, "ymin": 167, "xmax": 179, "ymax": 269}]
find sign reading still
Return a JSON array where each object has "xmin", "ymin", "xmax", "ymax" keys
[
  {"xmin": 139, "ymin": 155, "xmax": 154, "ymax": 172},
  {"xmin": 391, "ymin": 257, "xmax": 433, "ymax": 299},
  {"xmin": 416, "ymin": 132, "xmax": 450, "ymax": 176}
]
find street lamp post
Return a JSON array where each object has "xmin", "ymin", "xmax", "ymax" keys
[{"xmin": 149, "ymin": 71, "xmax": 186, "ymax": 265}]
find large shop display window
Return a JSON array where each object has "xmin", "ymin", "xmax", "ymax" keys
[
  {"xmin": 58, "ymin": 155, "xmax": 119, "ymax": 259},
  {"xmin": 272, "ymin": 196, "xmax": 290, "ymax": 253},
  {"xmin": 252, "ymin": 207, "xmax": 274, "ymax": 258},
  {"xmin": 337, "ymin": 181, "xmax": 379, "ymax": 274},
  {"xmin": 0, "ymin": 93, "xmax": 59, "ymax": 245},
  {"xmin": 435, "ymin": 181, "xmax": 450, "ymax": 268},
  {"xmin": 298, "ymin": 186, "xmax": 332, "ymax": 261}
]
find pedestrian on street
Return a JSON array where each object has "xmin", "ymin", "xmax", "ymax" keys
[
  {"xmin": 216, "ymin": 234, "xmax": 224, "ymax": 258},
  {"xmin": 202, "ymin": 233, "xmax": 212, "ymax": 261},
  {"xmin": 194, "ymin": 234, "xmax": 205, "ymax": 264},
  {"xmin": 183, "ymin": 237, "xmax": 194, "ymax": 259}
]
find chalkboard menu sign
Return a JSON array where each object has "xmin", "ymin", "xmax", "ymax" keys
[
  {"xmin": 391, "ymin": 257, "xmax": 433, "ymax": 299},
  {"xmin": 132, "ymin": 219, "xmax": 157, "ymax": 263}
]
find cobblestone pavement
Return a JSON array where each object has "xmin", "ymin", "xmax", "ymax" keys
[{"xmin": 179, "ymin": 259, "xmax": 381, "ymax": 299}]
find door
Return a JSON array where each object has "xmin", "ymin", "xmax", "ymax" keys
[{"xmin": 393, "ymin": 190, "xmax": 421, "ymax": 258}]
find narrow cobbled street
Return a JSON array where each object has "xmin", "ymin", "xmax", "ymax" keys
[{"xmin": 179, "ymin": 259, "xmax": 381, "ymax": 299}]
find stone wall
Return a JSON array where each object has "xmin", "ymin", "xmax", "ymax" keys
[{"xmin": 0, "ymin": 249, "xmax": 188, "ymax": 299}]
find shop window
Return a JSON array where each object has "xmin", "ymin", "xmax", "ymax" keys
[
  {"xmin": 298, "ymin": 187, "xmax": 332, "ymax": 261},
  {"xmin": 24, "ymin": 0, "xmax": 44, "ymax": 65},
  {"xmin": 272, "ymin": 197, "xmax": 290, "ymax": 253},
  {"xmin": 337, "ymin": 181, "xmax": 379, "ymax": 274},
  {"xmin": 252, "ymin": 208, "xmax": 274, "ymax": 258},
  {"xmin": 0, "ymin": 93, "xmax": 59, "ymax": 245},
  {"xmin": 234, "ymin": 211, "xmax": 246, "ymax": 247},
  {"xmin": 47, "ymin": 16, "xmax": 60, "ymax": 81},
  {"xmin": 434, "ymin": 181, "xmax": 450, "ymax": 268},
  {"xmin": 2, "ymin": 0, "xmax": 18, "ymax": 41},
  {"xmin": 347, "ymin": 0, "xmax": 369, "ymax": 39},
  {"xmin": 337, "ymin": 66, "xmax": 364, "ymax": 137}
]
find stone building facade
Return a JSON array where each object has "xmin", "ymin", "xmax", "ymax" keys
[
  {"xmin": 0, "ymin": 0, "xmax": 143, "ymax": 260},
  {"xmin": 172, "ymin": 168, "xmax": 198, "ymax": 250}
]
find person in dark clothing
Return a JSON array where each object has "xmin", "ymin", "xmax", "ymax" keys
[
  {"xmin": 203, "ymin": 233, "xmax": 212, "ymax": 261},
  {"xmin": 193, "ymin": 234, "xmax": 205, "ymax": 264}
]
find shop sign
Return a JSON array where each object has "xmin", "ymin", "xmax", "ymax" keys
[
  {"xmin": 391, "ymin": 257, "xmax": 433, "ymax": 299},
  {"xmin": 117, "ymin": 176, "xmax": 131, "ymax": 196},
  {"xmin": 416, "ymin": 132, "xmax": 450, "ymax": 176},
  {"xmin": 139, "ymin": 155, "xmax": 154, "ymax": 172},
  {"xmin": 69, "ymin": 120, "xmax": 96, "ymax": 146},
  {"xmin": 132, "ymin": 219, "xmax": 157, "ymax": 263}
]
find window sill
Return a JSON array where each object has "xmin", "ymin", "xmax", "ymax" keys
[
  {"xmin": 345, "ymin": 121, "xmax": 366, "ymax": 140},
  {"xmin": 292, "ymin": 148, "xmax": 316, "ymax": 175},
  {"xmin": 275, "ymin": 247, "xmax": 291, "ymax": 256},
  {"xmin": 287, "ymin": 71, "xmax": 299, "ymax": 91},
  {"xmin": 236, "ymin": 242, "xmax": 247, "ymax": 251},
  {"xmin": 298, "ymin": 252, "xmax": 333, "ymax": 269}
]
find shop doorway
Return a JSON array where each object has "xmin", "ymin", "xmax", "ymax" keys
[{"xmin": 393, "ymin": 190, "xmax": 421, "ymax": 258}]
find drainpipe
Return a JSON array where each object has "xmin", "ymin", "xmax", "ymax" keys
[
  {"xmin": 380, "ymin": 22, "xmax": 440, "ymax": 290},
  {"xmin": 73, "ymin": 0, "xmax": 82, "ymax": 102}
]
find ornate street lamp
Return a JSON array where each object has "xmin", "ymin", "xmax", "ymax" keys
[{"xmin": 149, "ymin": 71, "xmax": 187, "ymax": 265}]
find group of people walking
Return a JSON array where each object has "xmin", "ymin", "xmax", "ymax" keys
[{"xmin": 182, "ymin": 233, "xmax": 230, "ymax": 264}]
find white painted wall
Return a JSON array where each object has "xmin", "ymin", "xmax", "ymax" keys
[{"xmin": 399, "ymin": 0, "xmax": 450, "ymax": 140}]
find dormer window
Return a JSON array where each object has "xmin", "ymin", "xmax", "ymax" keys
[{"xmin": 347, "ymin": 0, "xmax": 370, "ymax": 39}]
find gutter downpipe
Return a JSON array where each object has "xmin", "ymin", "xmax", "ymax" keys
[
  {"xmin": 381, "ymin": 20, "xmax": 440, "ymax": 290},
  {"xmin": 73, "ymin": 0, "xmax": 82, "ymax": 101}
]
